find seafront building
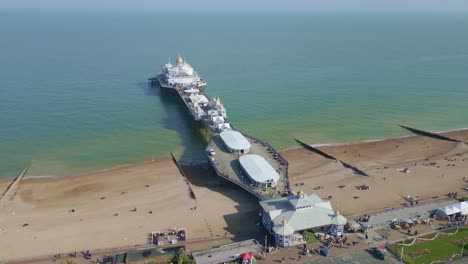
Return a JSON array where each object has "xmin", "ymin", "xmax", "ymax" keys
[{"xmin": 259, "ymin": 191, "xmax": 347, "ymax": 247}]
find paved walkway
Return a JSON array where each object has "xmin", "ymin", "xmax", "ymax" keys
[
  {"xmin": 305, "ymin": 250, "xmax": 397, "ymax": 264},
  {"xmin": 358, "ymin": 200, "xmax": 456, "ymax": 227},
  {"xmin": 4, "ymin": 236, "xmax": 232, "ymax": 264}
]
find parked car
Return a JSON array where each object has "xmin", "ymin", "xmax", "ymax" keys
[
  {"xmin": 208, "ymin": 149, "xmax": 216, "ymax": 156},
  {"xmin": 319, "ymin": 247, "xmax": 330, "ymax": 257},
  {"xmin": 371, "ymin": 247, "xmax": 386, "ymax": 260}
]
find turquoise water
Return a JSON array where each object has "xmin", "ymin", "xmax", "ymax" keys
[{"xmin": 1, "ymin": 10, "xmax": 468, "ymax": 178}]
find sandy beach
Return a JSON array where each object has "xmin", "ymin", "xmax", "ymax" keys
[
  {"xmin": 0, "ymin": 160, "xmax": 261, "ymax": 260},
  {"xmin": 1, "ymin": 129, "xmax": 468, "ymax": 260},
  {"xmin": 284, "ymin": 129, "xmax": 468, "ymax": 216}
]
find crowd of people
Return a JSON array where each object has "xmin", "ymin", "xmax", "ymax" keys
[{"xmin": 151, "ymin": 228, "xmax": 187, "ymax": 245}]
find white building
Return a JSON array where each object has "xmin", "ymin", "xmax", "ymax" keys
[
  {"xmin": 217, "ymin": 123, "xmax": 231, "ymax": 132},
  {"xmin": 260, "ymin": 192, "xmax": 347, "ymax": 247},
  {"xmin": 211, "ymin": 115, "xmax": 225, "ymax": 124},
  {"xmin": 239, "ymin": 154, "xmax": 279, "ymax": 187},
  {"xmin": 220, "ymin": 130, "xmax": 251, "ymax": 154},
  {"xmin": 437, "ymin": 201, "xmax": 468, "ymax": 217},
  {"xmin": 159, "ymin": 54, "xmax": 206, "ymax": 88},
  {"xmin": 212, "ymin": 97, "xmax": 227, "ymax": 118},
  {"xmin": 189, "ymin": 93, "xmax": 209, "ymax": 107},
  {"xmin": 207, "ymin": 109, "xmax": 219, "ymax": 117}
]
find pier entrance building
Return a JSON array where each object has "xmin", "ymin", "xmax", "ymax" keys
[{"xmin": 260, "ymin": 191, "xmax": 347, "ymax": 247}]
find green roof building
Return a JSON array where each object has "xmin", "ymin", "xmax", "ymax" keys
[{"xmin": 259, "ymin": 191, "xmax": 347, "ymax": 247}]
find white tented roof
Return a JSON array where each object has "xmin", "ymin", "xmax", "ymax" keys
[
  {"xmin": 220, "ymin": 130, "xmax": 250, "ymax": 150},
  {"xmin": 438, "ymin": 204, "xmax": 461, "ymax": 216},
  {"xmin": 239, "ymin": 154, "xmax": 279, "ymax": 183},
  {"xmin": 184, "ymin": 88, "xmax": 199, "ymax": 94},
  {"xmin": 454, "ymin": 201, "xmax": 468, "ymax": 215}
]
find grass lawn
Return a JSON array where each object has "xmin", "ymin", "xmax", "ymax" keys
[
  {"xmin": 303, "ymin": 230, "xmax": 319, "ymax": 244},
  {"xmin": 388, "ymin": 228, "xmax": 468, "ymax": 264}
]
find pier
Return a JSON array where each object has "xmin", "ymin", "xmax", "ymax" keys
[{"xmin": 149, "ymin": 75, "xmax": 290, "ymax": 200}]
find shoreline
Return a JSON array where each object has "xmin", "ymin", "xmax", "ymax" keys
[
  {"xmin": 273, "ymin": 126, "xmax": 468, "ymax": 151},
  {"xmin": 1, "ymin": 127, "xmax": 468, "ymax": 259},
  {"xmin": 3, "ymin": 126, "xmax": 467, "ymax": 183},
  {"xmin": 299, "ymin": 127, "xmax": 468, "ymax": 148}
]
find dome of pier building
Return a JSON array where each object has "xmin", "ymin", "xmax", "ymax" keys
[{"xmin": 176, "ymin": 54, "xmax": 184, "ymax": 64}]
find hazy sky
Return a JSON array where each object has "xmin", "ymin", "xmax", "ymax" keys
[{"xmin": 2, "ymin": 0, "xmax": 468, "ymax": 12}]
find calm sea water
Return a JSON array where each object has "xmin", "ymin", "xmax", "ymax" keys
[{"xmin": 1, "ymin": 10, "xmax": 468, "ymax": 178}]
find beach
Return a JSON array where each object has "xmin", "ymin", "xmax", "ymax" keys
[
  {"xmin": 284, "ymin": 129, "xmax": 468, "ymax": 216},
  {"xmin": 0, "ymin": 160, "xmax": 261, "ymax": 260},
  {"xmin": 1, "ymin": 129, "xmax": 468, "ymax": 260}
]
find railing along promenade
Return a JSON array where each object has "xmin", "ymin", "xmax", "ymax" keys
[{"xmin": 149, "ymin": 75, "xmax": 290, "ymax": 201}]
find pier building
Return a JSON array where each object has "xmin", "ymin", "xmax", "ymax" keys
[
  {"xmin": 211, "ymin": 115, "xmax": 225, "ymax": 125},
  {"xmin": 216, "ymin": 123, "xmax": 231, "ymax": 132},
  {"xmin": 212, "ymin": 97, "xmax": 227, "ymax": 118},
  {"xmin": 159, "ymin": 54, "xmax": 206, "ymax": 88},
  {"xmin": 259, "ymin": 191, "xmax": 347, "ymax": 247},
  {"xmin": 239, "ymin": 154, "xmax": 279, "ymax": 187},
  {"xmin": 220, "ymin": 130, "xmax": 251, "ymax": 154}
]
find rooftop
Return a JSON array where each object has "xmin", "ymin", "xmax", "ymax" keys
[
  {"xmin": 239, "ymin": 154, "xmax": 279, "ymax": 183},
  {"xmin": 260, "ymin": 193, "xmax": 347, "ymax": 235},
  {"xmin": 192, "ymin": 239, "xmax": 262, "ymax": 264},
  {"xmin": 220, "ymin": 130, "xmax": 251, "ymax": 150}
]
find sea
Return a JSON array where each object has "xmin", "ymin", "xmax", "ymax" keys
[{"xmin": 1, "ymin": 10, "xmax": 468, "ymax": 178}]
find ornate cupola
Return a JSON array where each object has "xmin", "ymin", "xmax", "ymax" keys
[{"xmin": 176, "ymin": 53, "xmax": 184, "ymax": 64}]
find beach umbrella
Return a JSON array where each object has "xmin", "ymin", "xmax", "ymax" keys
[{"xmin": 401, "ymin": 218, "xmax": 413, "ymax": 224}]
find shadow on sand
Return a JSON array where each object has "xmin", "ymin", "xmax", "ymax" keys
[{"xmin": 181, "ymin": 164, "xmax": 265, "ymax": 242}]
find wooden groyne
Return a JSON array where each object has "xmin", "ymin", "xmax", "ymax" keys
[
  {"xmin": 399, "ymin": 124, "xmax": 467, "ymax": 144},
  {"xmin": 294, "ymin": 138, "xmax": 368, "ymax": 176},
  {"xmin": 171, "ymin": 153, "xmax": 197, "ymax": 201},
  {"xmin": 0, "ymin": 164, "xmax": 30, "ymax": 207}
]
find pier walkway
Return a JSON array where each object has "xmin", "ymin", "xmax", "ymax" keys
[{"xmin": 149, "ymin": 76, "xmax": 290, "ymax": 200}]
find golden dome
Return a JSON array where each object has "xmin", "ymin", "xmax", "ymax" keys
[{"xmin": 176, "ymin": 54, "xmax": 184, "ymax": 64}]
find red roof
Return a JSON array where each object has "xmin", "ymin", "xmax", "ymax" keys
[{"xmin": 241, "ymin": 252, "xmax": 253, "ymax": 260}]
